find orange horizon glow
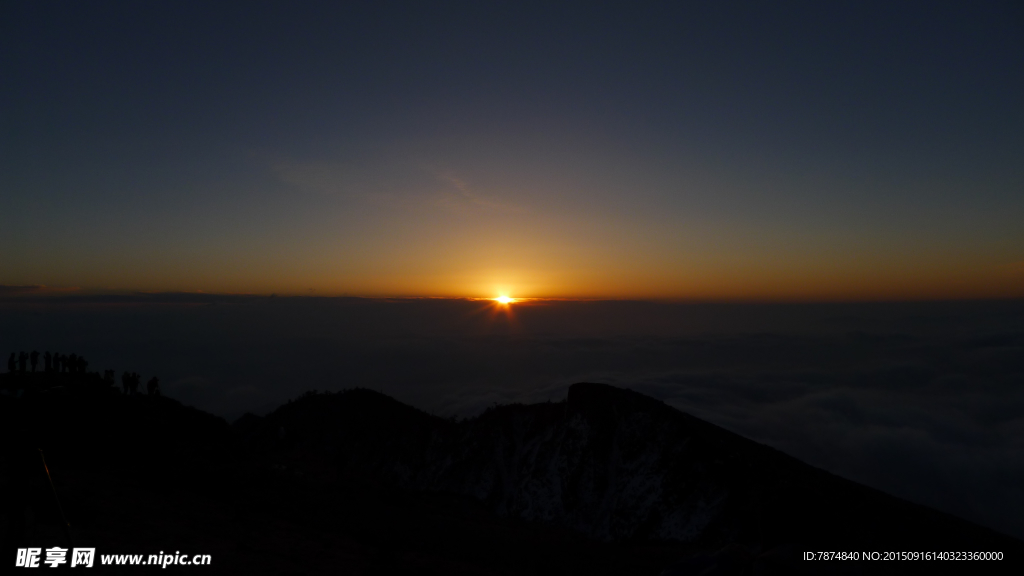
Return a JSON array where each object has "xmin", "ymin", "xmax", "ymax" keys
[
  {"xmin": 4, "ymin": 257, "xmax": 1024, "ymax": 303},
  {"xmin": 5, "ymin": 283, "xmax": 1024, "ymax": 303}
]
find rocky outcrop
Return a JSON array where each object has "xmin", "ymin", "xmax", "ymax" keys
[
  {"xmin": 410, "ymin": 384, "xmax": 729, "ymax": 542},
  {"xmin": 238, "ymin": 383, "xmax": 1024, "ymax": 553}
]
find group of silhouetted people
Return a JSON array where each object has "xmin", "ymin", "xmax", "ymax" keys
[
  {"xmin": 119, "ymin": 371, "xmax": 160, "ymax": 396},
  {"xmin": 6, "ymin": 350, "xmax": 90, "ymax": 375},
  {"xmin": 5, "ymin": 350, "xmax": 160, "ymax": 396}
]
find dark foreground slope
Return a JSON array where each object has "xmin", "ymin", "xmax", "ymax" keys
[{"xmin": 2, "ymin": 373, "xmax": 1021, "ymax": 575}]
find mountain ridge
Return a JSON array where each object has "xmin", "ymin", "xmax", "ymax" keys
[
  {"xmin": 237, "ymin": 382, "xmax": 1023, "ymax": 554},
  {"xmin": 4, "ymin": 370, "xmax": 1021, "ymax": 574}
]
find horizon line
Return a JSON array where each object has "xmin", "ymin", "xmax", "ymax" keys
[{"xmin": 1, "ymin": 287, "xmax": 1022, "ymax": 306}]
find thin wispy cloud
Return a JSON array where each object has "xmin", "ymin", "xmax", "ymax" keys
[
  {"xmin": 0, "ymin": 285, "xmax": 80, "ymax": 297},
  {"xmin": 433, "ymin": 171, "xmax": 525, "ymax": 215},
  {"xmin": 272, "ymin": 158, "xmax": 527, "ymax": 216}
]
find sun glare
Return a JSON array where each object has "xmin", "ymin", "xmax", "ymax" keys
[{"xmin": 495, "ymin": 295, "xmax": 514, "ymax": 304}]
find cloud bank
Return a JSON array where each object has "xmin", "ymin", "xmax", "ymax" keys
[{"xmin": 1, "ymin": 297, "xmax": 1021, "ymax": 540}]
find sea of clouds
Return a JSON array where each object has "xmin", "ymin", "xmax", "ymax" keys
[{"xmin": 2, "ymin": 295, "xmax": 1022, "ymax": 540}]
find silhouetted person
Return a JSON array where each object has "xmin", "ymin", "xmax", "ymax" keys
[
  {"xmin": 129, "ymin": 373, "xmax": 139, "ymax": 396},
  {"xmin": 7, "ymin": 352, "xmax": 14, "ymax": 374},
  {"xmin": 68, "ymin": 354, "xmax": 78, "ymax": 374},
  {"xmin": 104, "ymin": 369, "xmax": 115, "ymax": 386},
  {"xmin": 44, "ymin": 351, "xmax": 52, "ymax": 372},
  {"xmin": 121, "ymin": 372, "xmax": 130, "ymax": 395},
  {"xmin": 18, "ymin": 352, "xmax": 27, "ymax": 374},
  {"xmin": 60, "ymin": 354, "xmax": 68, "ymax": 373},
  {"xmin": 30, "ymin": 351, "xmax": 39, "ymax": 373},
  {"xmin": 78, "ymin": 357, "xmax": 88, "ymax": 374},
  {"xmin": 147, "ymin": 377, "xmax": 160, "ymax": 396}
]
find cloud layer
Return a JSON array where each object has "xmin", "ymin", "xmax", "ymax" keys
[{"xmin": 2, "ymin": 297, "xmax": 1021, "ymax": 539}]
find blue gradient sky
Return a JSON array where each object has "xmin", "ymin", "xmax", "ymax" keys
[{"xmin": 3, "ymin": 1, "xmax": 1022, "ymax": 299}]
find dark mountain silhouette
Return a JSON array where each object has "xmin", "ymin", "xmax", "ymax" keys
[
  {"xmin": 2, "ymin": 368, "xmax": 1020, "ymax": 574},
  {"xmin": 237, "ymin": 386, "xmax": 1024, "ymax": 560}
]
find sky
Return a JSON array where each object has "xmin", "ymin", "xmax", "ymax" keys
[{"xmin": 2, "ymin": 1, "xmax": 1023, "ymax": 299}]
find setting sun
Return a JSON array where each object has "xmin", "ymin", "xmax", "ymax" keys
[{"xmin": 495, "ymin": 296, "xmax": 514, "ymax": 304}]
